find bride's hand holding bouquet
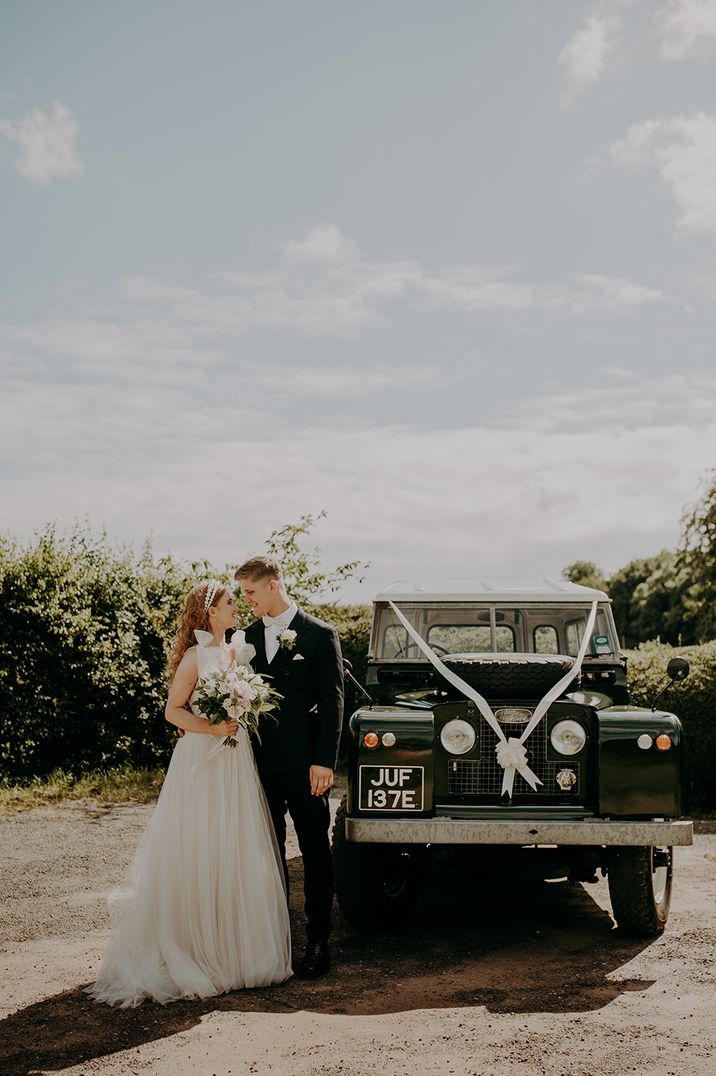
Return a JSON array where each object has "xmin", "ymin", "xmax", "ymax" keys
[
  {"xmin": 193, "ymin": 657, "xmax": 282, "ymax": 748},
  {"xmin": 166, "ymin": 589, "xmax": 282, "ymax": 749}
]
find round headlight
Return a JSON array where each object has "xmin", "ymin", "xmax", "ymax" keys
[
  {"xmin": 550, "ymin": 720, "xmax": 587, "ymax": 756},
  {"xmin": 440, "ymin": 718, "xmax": 476, "ymax": 756}
]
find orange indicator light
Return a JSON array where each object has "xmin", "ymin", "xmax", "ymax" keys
[
  {"xmin": 363, "ymin": 731, "xmax": 379, "ymax": 749},
  {"xmin": 655, "ymin": 734, "xmax": 672, "ymax": 751}
]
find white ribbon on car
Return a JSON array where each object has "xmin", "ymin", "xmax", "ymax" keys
[{"xmin": 387, "ymin": 599, "xmax": 599, "ymax": 799}]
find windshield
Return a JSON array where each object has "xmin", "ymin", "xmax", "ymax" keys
[{"xmin": 374, "ymin": 603, "xmax": 617, "ymax": 661}]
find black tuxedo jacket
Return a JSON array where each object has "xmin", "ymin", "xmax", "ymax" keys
[{"xmin": 244, "ymin": 608, "xmax": 344, "ymax": 776}]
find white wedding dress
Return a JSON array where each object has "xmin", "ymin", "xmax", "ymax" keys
[{"xmin": 88, "ymin": 631, "xmax": 292, "ymax": 1007}]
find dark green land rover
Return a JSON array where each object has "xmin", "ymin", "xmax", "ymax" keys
[{"xmin": 332, "ymin": 579, "xmax": 692, "ymax": 936}]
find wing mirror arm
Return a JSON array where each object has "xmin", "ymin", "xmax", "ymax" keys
[
  {"xmin": 650, "ymin": 657, "xmax": 690, "ymax": 712},
  {"xmin": 343, "ymin": 658, "xmax": 374, "ymax": 706}
]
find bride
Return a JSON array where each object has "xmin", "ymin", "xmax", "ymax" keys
[{"xmin": 88, "ymin": 580, "xmax": 292, "ymax": 1007}]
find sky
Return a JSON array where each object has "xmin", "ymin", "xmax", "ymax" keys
[{"xmin": 1, "ymin": 0, "xmax": 715, "ymax": 602}]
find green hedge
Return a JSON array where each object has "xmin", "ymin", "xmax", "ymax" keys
[
  {"xmin": 1, "ymin": 530, "xmax": 712, "ymax": 813},
  {"xmin": 624, "ymin": 642, "xmax": 716, "ymax": 814},
  {"xmin": 0, "ymin": 532, "xmax": 372, "ymax": 781},
  {"xmin": 312, "ymin": 603, "xmax": 371, "ymax": 689},
  {"xmin": 0, "ymin": 528, "xmax": 191, "ymax": 778}
]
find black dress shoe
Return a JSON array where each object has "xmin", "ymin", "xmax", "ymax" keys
[{"xmin": 296, "ymin": 941, "xmax": 331, "ymax": 980}]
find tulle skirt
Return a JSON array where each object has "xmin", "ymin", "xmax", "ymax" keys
[{"xmin": 88, "ymin": 727, "xmax": 292, "ymax": 1007}]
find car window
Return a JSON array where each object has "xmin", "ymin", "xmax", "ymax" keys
[
  {"xmin": 565, "ymin": 620, "xmax": 581, "ymax": 656},
  {"xmin": 566, "ymin": 611, "xmax": 614, "ymax": 656},
  {"xmin": 375, "ymin": 603, "xmax": 617, "ymax": 659},
  {"xmin": 427, "ymin": 624, "xmax": 515, "ymax": 653},
  {"xmin": 382, "ymin": 625, "xmax": 410, "ymax": 658},
  {"xmin": 534, "ymin": 625, "xmax": 559, "ymax": 654}
]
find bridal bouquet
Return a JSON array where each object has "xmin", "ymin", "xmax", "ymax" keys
[{"xmin": 194, "ymin": 665, "xmax": 282, "ymax": 748}]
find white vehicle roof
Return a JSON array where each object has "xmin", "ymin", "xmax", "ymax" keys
[{"xmin": 375, "ymin": 579, "xmax": 610, "ymax": 603}]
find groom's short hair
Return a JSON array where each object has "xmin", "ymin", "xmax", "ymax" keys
[{"xmin": 234, "ymin": 556, "xmax": 283, "ymax": 583}]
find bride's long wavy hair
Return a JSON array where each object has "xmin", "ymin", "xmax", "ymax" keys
[{"xmin": 166, "ymin": 581, "xmax": 228, "ymax": 682}]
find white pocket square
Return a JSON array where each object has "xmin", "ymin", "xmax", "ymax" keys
[{"xmin": 292, "ymin": 653, "xmax": 305, "ymax": 661}]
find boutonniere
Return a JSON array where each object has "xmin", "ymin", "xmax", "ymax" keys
[{"xmin": 278, "ymin": 628, "xmax": 297, "ymax": 651}]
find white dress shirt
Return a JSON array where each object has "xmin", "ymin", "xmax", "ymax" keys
[{"xmin": 262, "ymin": 602, "xmax": 298, "ymax": 663}]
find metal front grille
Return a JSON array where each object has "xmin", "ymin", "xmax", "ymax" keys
[
  {"xmin": 446, "ymin": 722, "xmax": 580, "ymax": 798},
  {"xmin": 447, "ymin": 758, "xmax": 480, "ymax": 794}
]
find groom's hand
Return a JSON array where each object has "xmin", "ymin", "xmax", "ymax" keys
[{"xmin": 309, "ymin": 764, "xmax": 334, "ymax": 796}]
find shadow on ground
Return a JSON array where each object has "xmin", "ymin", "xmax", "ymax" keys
[{"xmin": 1, "ymin": 855, "xmax": 655, "ymax": 1076}]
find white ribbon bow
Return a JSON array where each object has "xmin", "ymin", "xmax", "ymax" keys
[
  {"xmin": 193, "ymin": 629, "xmax": 215, "ymax": 647},
  {"xmin": 495, "ymin": 738, "xmax": 530, "ymax": 773},
  {"xmin": 388, "ymin": 599, "xmax": 598, "ymax": 799}
]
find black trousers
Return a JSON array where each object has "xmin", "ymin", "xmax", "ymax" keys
[{"xmin": 259, "ymin": 770, "xmax": 334, "ymax": 945}]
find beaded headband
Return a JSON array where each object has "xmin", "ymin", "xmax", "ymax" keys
[{"xmin": 203, "ymin": 580, "xmax": 221, "ymax": 612}]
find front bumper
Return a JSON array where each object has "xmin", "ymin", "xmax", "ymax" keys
[{"xmin": 344, "ymin": 817, "xmax": 693, "ymax": 846}]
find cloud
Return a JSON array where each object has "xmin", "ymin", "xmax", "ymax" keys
[
  {"xmin": 506, "ymin": 372, "xmax": 716, "ymax": 430},
  {"xmin": 657, "ymin": 0, "xmax": 716, "ymax": 60},
  {"xmin": 0, "ymin": 228, "xmax": 666, "ymax": 385},
  {"xmin": 0, "ymin": 222, "xmax": 684, "ymax": 599},
  {"xmin": 418, "ymin": 267, "xmax": 664, "ymax": 313},
  {"xmin": 227, "ymin": 227, "xmax": 667, "ymax": 328},
  {"xmin": 574, "ymin": 274, "xmax": 665, "ymax": 310},
  {"xmin": 253, "ymin": 363, "xmax": 439, "ymax": 398},
  {"xmin": 0, "ymin": 101, "xmax": 82, "ymax": 184},
  {"xmin": 601, "ymin": 365, "xmax": 637, "ymax": 380},
  {"xmin": 558, "ymin": 3, "xmax": 716, "ymax": 97},
  {"xmin": 559, "ymin": 10, "xmax": 621, "ymax": 95},
  {"xmin": 281, "ymin": 223, "xmax": 359, "ymax": 264},
  {"xmin": 1, "ymin": 369, "xmax": 713, "ymax": 600},
  {"xmin": 610, "ymin": 112, "xmax": 716, "ymax": 238}
]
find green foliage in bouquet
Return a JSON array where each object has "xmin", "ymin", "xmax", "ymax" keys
[{"xmin": 193, "ymin": 664, "xmax": 281, "ymax": 747}]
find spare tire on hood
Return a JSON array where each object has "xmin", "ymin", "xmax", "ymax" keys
[{"xmin": 442, "ymin": 652, "xmax": 576, "ymax": 701}]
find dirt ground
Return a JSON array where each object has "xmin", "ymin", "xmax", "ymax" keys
[{"xmin": 1, "ymin": 795, "xmax": 714, "ymax": 1076}]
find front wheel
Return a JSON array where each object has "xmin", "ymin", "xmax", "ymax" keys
[
  {"xmin": 607, "ymin": 845, "xmax": 673, "ymax": 936},
  {"xmin": 331, "ymin": 797, "xmax": 425, "ymax": 929}
]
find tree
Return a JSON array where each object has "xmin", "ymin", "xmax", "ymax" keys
[
  {"xmin": 680, "ymin": 469, "xmax": 716, "ymax": 642},
  {"xmin": 609, "ymin": 551, "xmax": 691, "ymax": 648},
  {"xmin": 560, "ymin": 468, "xmax": 716, "ymax": 647},
  {"xmin": 561, "ymin": 561, "xmax": 608, "ymax": 591},
  {"xmin": 252, "ymin": 511, "xmax": 368, "ymax": 609},
  {"xmin": 561, "ymin": 554, "xmax": 692, "ymax": 648}
]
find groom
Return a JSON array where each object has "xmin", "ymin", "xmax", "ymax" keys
[{"xmin": 235, "ymin": 555, "xmax": 344, "ymax": 980}]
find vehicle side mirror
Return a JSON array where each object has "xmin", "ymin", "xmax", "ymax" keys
[
  {"xmin": 667, "ymin": 657, "xmax": 689, "ymax": 682},
  {"xmin": 342, "ymin": 658, "xmax": 374, "ymax": 705},
  {"xmin": 651, "ymin": 656, "xmax": 690, "ymax": 711}
]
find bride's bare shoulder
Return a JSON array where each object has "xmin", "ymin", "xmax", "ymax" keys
[{"xmin": 172, "ymin": 647, "xmax": 198, "ymax": 682}]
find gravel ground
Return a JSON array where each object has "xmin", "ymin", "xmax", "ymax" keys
[{"xmin": 1, "ymin": 800, "xmax": 714, "ymax": 1076}]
